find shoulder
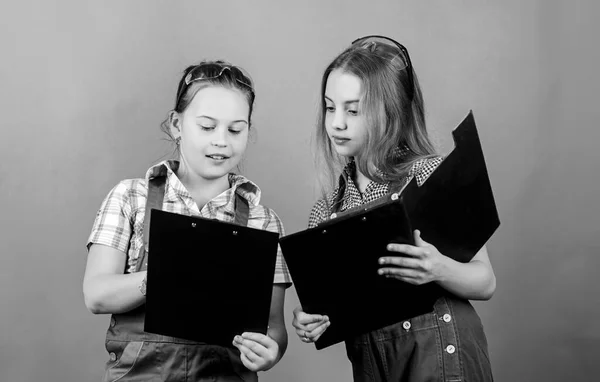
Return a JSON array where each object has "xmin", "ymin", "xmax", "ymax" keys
[
  {"xmin": 99, "ymin": 178, "xmax": 147, "ymax": 213},
  {"xmin": 108, "ymin": 177, "xmax": 147, "ymax": 198},
  {"xmin": 409, "ymin": 155, "xmax": 444, "ymax": 186}
]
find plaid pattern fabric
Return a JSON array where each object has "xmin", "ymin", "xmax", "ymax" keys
[
  {"xmin": 88, "ymin": 160, "xmax": 292, "ymax": 285},
  {"xmin": 308, "ymin": 156, "xmax": 444, "ymax": 228}
]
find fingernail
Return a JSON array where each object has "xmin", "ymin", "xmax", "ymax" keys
[
  {"xmin": 378, "ymin": 269, "xmax": 384, "ymax": 275},
  {"xmin": 379, "ymin": 258, "xmax": 386, "ymax": 264}
]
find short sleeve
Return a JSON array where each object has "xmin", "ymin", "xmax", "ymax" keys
[
  {"xmin": 262, "ymin": 207, "xmax": 292, "ymax": 287},
  {"xmin": 87, "ymin": 180, "xmax": 134, "ymax": 254}
]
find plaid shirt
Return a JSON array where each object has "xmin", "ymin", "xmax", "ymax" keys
[
  {"xmin": 309, "ymin": 156, "xmax": 444, "ymax": 228},
  {"xmin": 88, "ymin": 160, "xmax": 292, "ymax": 285}
]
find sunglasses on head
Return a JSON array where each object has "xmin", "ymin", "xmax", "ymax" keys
[
  {"xmin": 351, "ymin": 35, "xmax": 415, "ymax": 100},
  {"xmin": 175, "ymin": 62, "xmax": 254, "ymax": 107}
]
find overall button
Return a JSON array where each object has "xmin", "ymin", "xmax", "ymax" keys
[
  {"xmin": 402, "ymin": 321, "xmax": 411, "ymax": 330},
  {"xmin": 110, "ymin": 317, "xmax": 116, "ymax": 327},
  {"xmin": 442, "ymin": 313, "xmax": 452, "ymax": 323},
  {"xmin": 109, "ymin": 352, "xmax": 117, "ymax": 362},
  {"xmin": 446, "ymin": 345, "xmax": 456, "ymax": 354}
]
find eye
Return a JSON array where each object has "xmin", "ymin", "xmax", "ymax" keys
[
  {"xmin": 200, "ymin": 125, "xmax": 216, "ymax": 131},
  {"xmin": 325, "ymin": 106, "xmax": 335, "ymax": 113},
  {"xmin": 347, "ymin": 109, "xmax": 358, "ymax": 116},
  {"xmin": 229, "ymin": 129, "xmax": 243, "ymax": 135}
]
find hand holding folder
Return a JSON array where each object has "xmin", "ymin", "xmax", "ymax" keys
[
  {"xmin": 144, "ymin": 210, "xmax": 279, "ymax": 347},
  {"xmin": 280, "ymin": 111, "xmax": 500, "ymax": 350}
]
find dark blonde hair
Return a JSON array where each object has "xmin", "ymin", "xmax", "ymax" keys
[
  {"xmin": 161, "ymin": 60, "xmax": 255, "ymax": 144},
  {"xmin": 315, "ymin": 38, "xmax": 437, "ymax": 196}
]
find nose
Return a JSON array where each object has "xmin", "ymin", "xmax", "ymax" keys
[
  {"xmin": 331, "ymin": 109, "xmax": 347, "ymax": 131},
  {"xmin": 211, "ymin": 126, "xmax": 228, "ymax": 148}
]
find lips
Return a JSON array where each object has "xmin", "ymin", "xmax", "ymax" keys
[
  {"xmin": 206, "ymin": 154, "xmax": 230, "ymax": 160},
  {"xmin": 331, "ymin": 136, "xmax": 350, "ymax": 144}
]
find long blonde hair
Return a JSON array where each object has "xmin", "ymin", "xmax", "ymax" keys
[{"xmin": 315, "ymin": 38, "xmax": 437, "ymax": 201}]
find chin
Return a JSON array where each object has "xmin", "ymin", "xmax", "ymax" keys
[
  {"xmin": 333, "ymin": 148, "xmax": 357, "ymax": 158},
  {"xmin": 202, "ymin": 170, "xmax": 232, "ymax": 181}
]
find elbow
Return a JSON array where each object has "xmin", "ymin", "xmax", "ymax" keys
[
  {"xmin": 84, "ymin": 295, "xmax": 103, "ymax": 314},
  {"xmin": 83, "ymin": 281, "xmax": 108, "ymax": 314},
  {"xmin": 480, "ymin": 273, "xmax": 496, "ymax": 301}
]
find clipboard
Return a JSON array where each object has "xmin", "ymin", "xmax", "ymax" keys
[
  {"xmin": 144, "ymin": 209, "xmax": 279, "ymax": 346},
  {"xmin": 280, "ymin": 111, "xmax": 500, "ymax": 350}
]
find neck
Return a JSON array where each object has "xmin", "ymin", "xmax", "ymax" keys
[{"xmin": 176, "ymin": 162, "xmax": 230, "ymax": 208}]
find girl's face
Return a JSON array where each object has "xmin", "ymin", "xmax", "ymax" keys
[
  {"xmin": 324, "ymin": 69, "xmax": 368, "ymax": 159},
  {"xmin": 174, "ymin": 86, "xmax": 249, "ymax": 181}
]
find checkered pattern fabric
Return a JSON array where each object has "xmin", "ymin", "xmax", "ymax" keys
[
  {"xmin": 88, "ymin": 160, "xmax": 292, "ymax": 285},
  {"xmin": 308, "ymin": 156, "xmax": 444, "ymax": 228}
]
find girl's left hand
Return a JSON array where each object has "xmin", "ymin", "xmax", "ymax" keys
[
  {"xmin": 378, "ymin": 230, "xmax": 448, "ymax": 285},
  {"xmin": 232, "ymin": 332, "xmax": 279, "ymax": 372}
]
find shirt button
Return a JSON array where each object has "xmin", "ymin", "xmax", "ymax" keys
[
  {"xmin": 109, "ymin": 352, "xmax": 117, "ymax": 362},
  {"xmin": 446, "ymin": 345, "xmax": 456, "ymax": 354},
  {"xmin": 402, "ymin": 321, "xmax": 411, "ymax": 330},
  {"xmin": 330, "ymin": 213, "xmax": 337, "ymax": 219},
  {"xmin": 443, "ymin": 314, "xmax": 452, "ymax": 323}
]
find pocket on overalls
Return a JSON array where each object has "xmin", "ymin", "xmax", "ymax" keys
[{"xmin": 103, "ymin": 340, "xmax": 145, "ymax": 382}]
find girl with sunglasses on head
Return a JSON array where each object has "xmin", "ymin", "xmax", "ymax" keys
[
  {"xmin": 83, "ymin": 60, "xmax": 292, "ymax": 382},
  {"xmin": 292, "ymin": 36, "xmax": 496, "ymax": 381}
]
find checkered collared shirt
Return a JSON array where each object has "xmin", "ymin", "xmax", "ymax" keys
[
  {"xmin": 308, "ymin": 156, "xmax": 444, "ymax": 228},
  {"xmin": 87, "ymin": 160, "xmax": 292, "ymax": 285}
]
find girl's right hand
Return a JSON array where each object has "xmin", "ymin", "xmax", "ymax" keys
[{"xmin": 292, "ymin": 306, "xmax": 330, "ymax": 343}]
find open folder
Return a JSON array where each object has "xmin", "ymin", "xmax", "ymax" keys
[
  {"xmin": 280, "ymin": 111, "xmax": 500, "ymax": 350},
  {"xmin": 144, "ymin": 209, "xmax": 279, "ymax": 346}
]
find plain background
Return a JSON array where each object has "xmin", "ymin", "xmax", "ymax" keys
[{"xmin": 1, "ymin": 1, "xmax": 598, "ymax": 381}]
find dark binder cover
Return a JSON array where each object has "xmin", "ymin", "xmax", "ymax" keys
[
  {"xmin": 280, "ymin": 111, "xmax": 500, "ymax": 350},
  {"xmin": 144, "ymin": 209, "xmax": 279, "ymax": 347}
]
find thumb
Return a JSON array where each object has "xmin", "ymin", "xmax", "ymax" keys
[{"xmin": 414, "ymin": 229, "xmax": 429, "ymax": 247}]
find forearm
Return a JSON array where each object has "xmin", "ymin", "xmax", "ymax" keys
[
  {"xmin": 267, "ymin": 321, "xmax": 288, "ymax": 363},
  {"xmin": 83, "ymin": 271, "xmax": 146, "ymax": 314},
  {"xmin": 435, "ymin": 257, "xmax": 496, "ymax": 300}
]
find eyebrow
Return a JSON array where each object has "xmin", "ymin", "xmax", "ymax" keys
[
  {"xmin": 196, "ymin": 116, "xmax": 248, "ymax": 125},
  {"xmin": 324, "ymin": 96, "xmax": 359, "ymax": 105}
]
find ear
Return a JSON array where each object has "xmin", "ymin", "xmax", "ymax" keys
[{"xmin": 169, "ymin": 110, "xmax": 182, "ymax": 139}]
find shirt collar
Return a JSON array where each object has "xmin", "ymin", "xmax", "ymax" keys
[{"xmin": 145, "ymin": 160, "xmax": 261, "ymax": 207}]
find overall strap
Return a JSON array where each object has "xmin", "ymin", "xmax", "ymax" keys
[
  {"xmin": 233, "ymin": 192, "xmax": 250, "ymax": 226},
  {"xmin": 135, "ymin": 176, "xmax": 166, "ymax": 273}
]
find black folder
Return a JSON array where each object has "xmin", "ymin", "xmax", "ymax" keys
[
  {"xmin": 144, "ymin": 209, "xmax": 279, "ymax": 346},
  {"xmin": 280, "ymin": 111, "xmax": 500, "ymax": 350}
]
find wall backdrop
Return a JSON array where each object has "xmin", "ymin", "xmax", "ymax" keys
[{"xmin": 1, "ymin": 1, "xmax": 598, "ymax": 381}]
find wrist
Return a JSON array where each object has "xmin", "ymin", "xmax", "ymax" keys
[{"xmin": 433, "ymin": 253, "xmax": 454, "ymax": 284}]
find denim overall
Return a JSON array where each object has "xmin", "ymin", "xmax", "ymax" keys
[
  {"xmin": 333, "ymin": 181, "xmax": 494, "ymax": 382},
  {"xmin": 102, "ymin": 176, "xmax": 258, "ymax": 382}
]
